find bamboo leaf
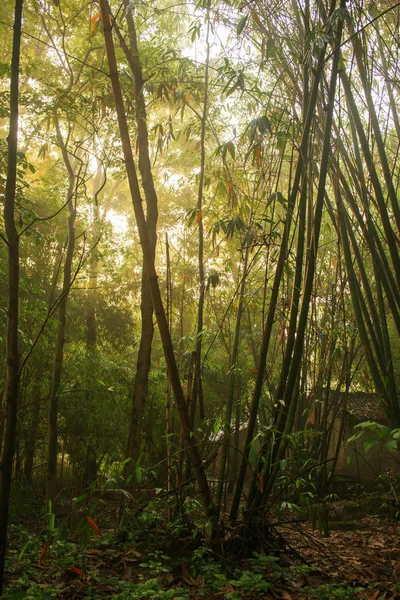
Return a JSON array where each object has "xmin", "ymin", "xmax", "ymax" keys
[{"xmin": 237, "ymin": 14, "xmax": 248, "ymax": 36}]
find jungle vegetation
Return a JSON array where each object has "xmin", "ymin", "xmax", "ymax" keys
[{"xmin": 1, "ymin": 0, "xmax": 400, "ymax": 596}]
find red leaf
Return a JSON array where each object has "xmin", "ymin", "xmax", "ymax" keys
[
  {"xmin": 89, "ymin": 13, "xmax": 101, "ymax": 24},
  {"xmin": 257, "ymin": 472, "xmax": 264, "ymax": 493},
  {"xmin": 87, "ymin": 516, "xmax": 101, "ymax": 535},
  {"xmin": 89, "ymin": 13, "xmax": 102, "ymax": 32},
  {"xmin": 70, "ymin": 565, "xmax": 84, "ymax": 577},
  {"xmin": 39, "ymin": 542, "xmax": 49, "ymax": 566},
  {"xmin": 196, "ymin": 209, "xmax": 202, "ymax": 223}
]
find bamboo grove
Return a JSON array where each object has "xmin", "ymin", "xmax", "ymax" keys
[{"xmin": 0, "ymin": 0, "xmax": 400, "ymax": 590}]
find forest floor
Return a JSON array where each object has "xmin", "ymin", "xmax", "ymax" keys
[{"xmin": 2, "ymin": 492, "xmax": 400, "ymax": 599}]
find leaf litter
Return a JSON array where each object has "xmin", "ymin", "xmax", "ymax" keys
[{"xmin": 3, "ymin": 511, "xmax": 400, "ymax": 599}]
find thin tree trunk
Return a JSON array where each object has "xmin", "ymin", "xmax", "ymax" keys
[
  {"xmin": 46, "ymin": 113, "xmax": 77, "ymax": 507},
  {"xmin": 176, "ymin": 351, "xmax": 195, "ymax": 489},
  {"xmin": 191, "ymin": 0, "xmax": 212, "ymax": 429},
  {"xmin": 351, "ymin": 34, "xmax": 400, "ymax": 233},
  {"xmin": 117, "ymin": 2, "xmax": 159, "ymax": 474},
  {"xmin": 165, "ymin": 233, "xmax": 173, "ymax": 513},
  {"xmin": 216, "ymin": 217, "xmax": 252, "ymax": 517},
  {"xmin": 99, "ymin": 0, "xmax": 215, "ymax": 518},
  {"xmin": 86, "ymin": 164, "xmax": 102, "ymax": 349},
  {"xmin": 340, "ymin": 70, "xmax": 400, "ymax": 288},
  {"xmin": 80, "ymin": 163, "xmax": 104, "ymax": 490},
  {"xmin": 23, "ymin": 383, "xmax": 41, "ymax": 483},
  {"xmin": 229, "ymin": 43, "xmax": 327, "ymax": 524},
  {"xmin": 0, "ymin": 0, "xmax": 23, "ymax": 591},
  {"xmin": 253, "ymin": 3, "xmax": 344, "ymax": 510}
]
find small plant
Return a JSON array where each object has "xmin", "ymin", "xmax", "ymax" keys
[
  {"xmin": 116, "ymin": 578, "xmax": 189, "ymax": 599},
  {"xmin": 139, "ymin": 550, "xmax": 171, "ymax": 577},
  {"xmin": 314, "ymin": 583, "xmax": 364, "ymax": 599},
  {"xmin": 289, "ymin": 563, "xmax": 315, "ymax": 579},
  {"xmin": 226, "ymin": 570, "xmax": 272, "ymax": 599},
  {"xmin": 249, "ymin": 552, "xmax": 282, "ymax": 576}
]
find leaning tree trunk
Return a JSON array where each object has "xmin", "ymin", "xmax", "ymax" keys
[
  {"xmin": 340, "ymin": 70, "xmax": 400, "ymax": 289},
  {"xmin": 99, "ymin": 0, "xmax": 215, "ymax": 518},
  {"xmin": 115, "ymin": 1, "xmax": 159, "ymax": 474},
  {"xmin": 0, "ymin": 0, "xmax": 23, "ymax": 593}
]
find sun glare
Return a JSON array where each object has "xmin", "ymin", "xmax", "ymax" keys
[{"xmin": 106, "ymin": 209, "xmax": 130, "ymax": 236}]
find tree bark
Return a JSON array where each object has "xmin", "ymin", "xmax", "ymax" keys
[
  {"xmin": 0, "ymin": 0, "xmax": 23, "ymax": 592},
  {"xmin": 99, "ymin": 0, "xmax": 215, "ymax": 518},
  {"xmin": 229, "ymin": 43, "xmax": 327, "ymax": 523},
  {"xmin": 216, "ymin": 215, "xmax": 252, "ymax": 517},
  {"xmin": 46, "ymin": 113, "xmax": 76, "ymax": 507},
  {"xmin": 192, "ymin": 0, "xmax": 212, "ymax": 428},
  {"xmin": 23, "ymin": 383, "xmax": 41, "ymax": 483},
  {"xmin": 253, "ymin": 3, "xmax": 345, "ymax": 509},
  {"xmin": 115, "ymin": 1, "xmax": 159, "ymax": 474}
]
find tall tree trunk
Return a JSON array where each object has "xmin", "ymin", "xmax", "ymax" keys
[
  {"xmin": 46, "ymin": 113, "xmax": 76, "ymax": 507},
  {"xmin": 116, "ymin": 2, "xmax": 159, "ymax": 473},
  {"xmin": 80, "ymin": 162, "xmax": 104, "ymax": 491},
  {"xmin": 351, "ymin": 33, "xmax": 400, "ymax": 233},
  {"xmin": 191, "ymin": 0, "xmax": 212, "ymax": 428},
  {"xmin": 229, "ymin": 43, "xmax": 327, "ymax": 523},
  {"xmin": 86, "ymin": 167, "xmax": 101, "ymax": 348},
  {"xmin": 99, "ymin": 0, "xmax": 215, "ymax": 518},
  {"xmin": 165, "ymin": 233, "xmax": 173, "ymax": 513},
  {"xmin": 253, "ymin": 6, "xmax": 345, "ymax": 509},
  {"xmin": 340, "ymin": 70, "xmax": 400, "ymax": 288},
  {"xmin": 216, "ymin": 216, "xmax": 252, "ymax": 517},
  {"xmin": 0, "ymin": 0, "xmax": 23, "ymax": 592},
  {"xmin": 335, "ymin": 191, "xmax": 398, "ymax": 426}
]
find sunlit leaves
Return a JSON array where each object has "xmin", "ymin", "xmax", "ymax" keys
[
  {"xmin": 89, "ymin": 13, "xmax": 101, "ymax": 32},
  {"xmin": 188, "ymin": 21, "xmax": 201, "ymax": 42}
]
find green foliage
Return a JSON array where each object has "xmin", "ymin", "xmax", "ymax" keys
[
  {"xmin": 348, "ymin": 421, "xmax": 400, "ymax": 453},
  {"xmin": 313, "ymin": 584, "xmax": 364, "ymax": 599},
  {"xmin": 227, "ymin": 571, "xmax": 272, "ymax": 598},
  {"xmin": 236, "ymin": 14, "xmax": 249, "ymax": 36},
  {"xmin": 1, "ymin": 4, "xmax": 400, "ymax": 598},
  {"xmin": 116, "ymin": 579, "xmax": 189, "ymax": 599}
]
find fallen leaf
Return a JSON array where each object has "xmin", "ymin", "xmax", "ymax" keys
[
  {"xmin": 87, "ymin": 516, "xmax": 101, "ymax": 535},
  {"xmin": 291, "ymin": 579, "xmax": 306, "ymax": 589}
]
